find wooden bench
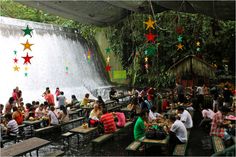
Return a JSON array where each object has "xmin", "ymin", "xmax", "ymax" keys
[
  {"xmin": 125, "ymin": 141, "xmax": 142, "ymax": 155},
  {"xmin": 34, "ymin": 126, "xmax": 55, "ymax": 135},
  {"xmin": 173, "ymin": 131, "xmax": 190, "ymax": 156},
  {"xmin": 212, "ymin": 136, "xmax": 225, "ymax": 153},
  {"xmin": 107, "ymin": 105, "xmax": 122, "ymax": 112},
  {"xmin": 61, "ymin": 132, "xmax": 74, "ymax": 150},
  {"xmin": 92, "ymin": 121, "xmax": 133, "ymax": 149},
  {"xmin": 45, "ymin": 150, "xmax": 65, "ymax": 157}
]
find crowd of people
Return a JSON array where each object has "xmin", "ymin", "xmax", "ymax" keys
[
  {"xmin": 130, "ymin": 82, "xmax": 235, "ymax": 155},
  {"xmin": 0, "ymin": 83, "xmax": 235, "ymax": 155}
]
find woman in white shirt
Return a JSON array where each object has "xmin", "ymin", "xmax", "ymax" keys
[
  {"xmin": 57, "ymin": 105, "xmax": 69, "ymax": 123},
  {"xmin": 48, "ymin": 106, "xmax": 59, "ymax": 125}
]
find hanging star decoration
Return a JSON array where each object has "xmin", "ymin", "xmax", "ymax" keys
[
  {"xmin": 105, "ymin": 65, "xmax": 111, "ymax": 72},
  {"xmin": 87, "ymin": 50, "xmax": 91, "ymax": 62},
  {"xmin": 21, "ymin": 40, "xmax": 34, "ymax": 51},
  {"xmin": 105, "ymin": 47, "xmax": 111, "ymax": 54},
  {"xmin": 177, "ymin": 36, "xmax": 183, "ymax": 42},
  {"xmin": 22, "ymin": 25, "xmax": 33, "ymax": 37},
  {"xmin": 25, "ymin": 66, "xmax": 29, "ymax": 71},
  {"xmin": 145, "ymin": 45, "xmax": 157, "ymax": 56},
  {"xmin": 144, "ymin": 57, "xmax": 148, "ymax": 62},
  {"xmin": 106, "ymin": 56, "xmax": 110, "ymax": 63},
  {"xmin": 13, "ymin": 65, "xmax": 20, "ymax": 72},
  {"xmin": 196, "ymin": 47, "xmax": 201, "ymax": 52},
  {"xmin": 145, "ymin": 63, "xmax": 149, "ymax": 69},
  {"xmin": 22, "ymin": 53, "xmax": 33, "ymax": 64},
  {"xmin": 13, "ymin": 57, "xmax": 18, "ymax": 63},
  {"xmin": 176, "ymin": 26, "xmax": 184, "ymax": 35},
  {"xmin": 196, "ymin": 41, "xmax": 200, "ymax": 47},
  {"xmin": 144, "ymin": 16, "xmax": 156, "ymax": 30},
  {"xmin": 176, "ymin": 43, "xmax": 184, "ymax": 50},
  {"xmin": 145, "ymin": 32, "xmax": 157, "ymax": 43}
]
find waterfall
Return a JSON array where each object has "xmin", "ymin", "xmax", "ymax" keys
[{"xmin": 0, "ymin": 16, "xmax": 111, "ymax": 104}]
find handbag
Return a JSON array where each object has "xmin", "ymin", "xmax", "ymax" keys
[{"xmin": 145, "ymin": 126, "xmax": 167, "ymax": 140}]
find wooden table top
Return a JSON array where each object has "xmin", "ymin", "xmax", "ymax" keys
[
  {"xmin": 23, "ymin": 120, "xmax": 42, "ymax": 125},
  {"xmin": 0, "ymin": 137, "xmax": 50, "ymax": 156},
  {"xmin": 141, "ymin": 135, "xmax": 169, "ymax": 146},
  {"xmin": 121, "ymin": 107, "xmax": 132, "ymax": 112},
  {"xmin": 70, "ymin": 126, "xmax": 97, "ymax": 134}
]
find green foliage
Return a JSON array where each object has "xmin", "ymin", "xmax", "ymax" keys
[
  {"xmin": 105, "ymin": 11, "xmax": 235, "ymax": 88},
  {"xmin": 0, "ymin": 0, "xmax": 97, "ymax": 39}
]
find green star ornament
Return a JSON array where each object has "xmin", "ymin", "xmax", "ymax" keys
[
  {"xmin": 105, "ymin": 47, "xmax": 111, "ymax": 54},
  {"xmin": 177, "ymin": 36, "xmax": 183, "ymax": 42},
  {"xmin": 22, "ymin": 25, "xmax": 33, "ymax": 37},
  {"xmin": 145, "ymin": 45, "xmax": 157, "ymax": 56}
]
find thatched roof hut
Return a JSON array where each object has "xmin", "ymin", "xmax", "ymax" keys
[{"xmin": 168, "ymin": 55, "xmax": 216, "ymax": 78}]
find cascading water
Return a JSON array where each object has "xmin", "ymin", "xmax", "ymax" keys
[{"xmin": 0, "ymin": 16, "xmax": 111, "ymax": 104}]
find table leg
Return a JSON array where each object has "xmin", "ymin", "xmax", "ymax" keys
[
  {"xmin": 77, "ymin": 134, "xmax": 80, "ymax": 147},
  {"xmin": 36, "ymin": 149, "xmax": 39, "ymax": 157}
]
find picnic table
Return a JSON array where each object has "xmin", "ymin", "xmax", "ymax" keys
[
  {"xmin": 68, "ymin": 109, "xmax": 82, "ymax": 119},
  {"xmin": 120, "ymin": 107, "xmax": 133, "ymax": 119},
  {"xmin": 114, "ymin": 93, "xmax": 133, "ymax": 102},
  {"xmin": 0, "ymin": 137, "xmax": 50, "ymax": 157},
  {"xmin": 23, "ymin": 120, "xmax": 42, "ymax": 126},
  {"xmin": 70, "ymin": 126, "xmax": 98, "ymax": 146}
]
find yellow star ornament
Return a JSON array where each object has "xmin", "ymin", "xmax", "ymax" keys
[
  {"xmin": 144, "ymin": 57, "xmax": 148, "ymax": 62},
  {"xmin": 21, "ymin": 40, "xmax": 34, "ymax": 51},
  {"xmin": 196, "ymin": 41, "xmax": 200, "ymax": 47},
  {"xmin": 106, "ymin": 56, "xmax": 110, "ymax": 63},
  {"xmin": 176, "ymin": 43, "xmax": 184, "ymax": 50},
  {"xmin": 13, "ymin": 65, "xmax": 20, "ymax": 72},
  {"xmin": 25, "ymin": 66, "xmax": 29, "ymax": 71},
  {"xmin": 144, "ymin": 17, "xmax": 156, "ymax": 30}
]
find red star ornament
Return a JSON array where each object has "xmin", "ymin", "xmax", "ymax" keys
[
  {"xmin": 145, "ymin": 32, "xmax": 157, "ymax": 43},
  {"xmin": 13, "ymin": 57, "xmax": 18, "ymax": 63},
  {"xmin": 22, "ymin": 53, "xmax": 33, "ymax": 64},
  {"xmin": 176, "ymin": 26, "xmax": 184, "ymax": 35},
  {"xmin": 105, "ymin": 65, "xmax": 111, "ymax": 72}
]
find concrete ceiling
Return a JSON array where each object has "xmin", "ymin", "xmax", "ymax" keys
[{"xmin": 18, "ymin": 0, "xmax": 235, "ymax": 26}]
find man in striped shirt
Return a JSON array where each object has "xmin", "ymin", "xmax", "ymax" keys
[{"xmin": 100, "ymin": 108, "xmax": 116, "ymax": 134}]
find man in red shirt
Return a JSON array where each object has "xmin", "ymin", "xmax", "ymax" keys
[
  {"xmin": 100, "ymin": 108, "xmax": 116, "ymax": 134},
  {"xmin": 44, "ymin": 90, "xmax": 55, "ymax": 106}
]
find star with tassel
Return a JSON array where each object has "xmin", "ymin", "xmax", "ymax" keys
[
  {"xmin": 106, "ymin": 56, "xmax": 110, "ymax": 63},
  {"xmin": 13, "ymin": 57, "xmax": 18, "ymax": 63},
  {"xmin": 144, "ymin": 57, "xmax": 148, "ymax": 62},
  {"xmin": 177, "ymin": 36, "xmax": 183, "ymax": 42},
  {"xmin": 144, "ymin": 16, "xmax": 156, "ymax": 30},
  {"xmin": 13, "ymin": 65, "xmax": 20, "ymax": 72},
  {"xmin": 25, "ymin": 66, "xmax": 29, "ymax": 71},
  {"xmin": 21, "ymin": 40, "xmax": 34, "ymax": 51},
  {"xmin": 196, "ymin": 41, "xmax": 200, "ymax": 46},
  {"xmin": 22, "ymin": 25, "xmax": 33, "ymax": 37},
  {"xmin": 176, "ymin": 43, "xmax": 184, "ymax": 50},
  {"xmin": 145, "ymin": 32, "xmax": 157, "ymax": 43},
  {"xmin": 105, "ymin": 65, "xmax": 111, "ymax": 72},
  {"xmin": 105, "ymin": 47, "xmax": 111, "ymax": 54},
  {"xmin": 22, "ymin": 53, "xmax": 33, "ymax": 64}
]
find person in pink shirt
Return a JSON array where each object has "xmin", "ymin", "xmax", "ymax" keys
[
  {"xmin": 44, "ymin": 90, "xmax": 55, "ymax": 106},
  {"xmin": 199, "ymin": 104, "xmax": 215, "ymax": 128},
  {"xmin": 114, "ymin": 112, "xmax": 126, "ymax": 128}
]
